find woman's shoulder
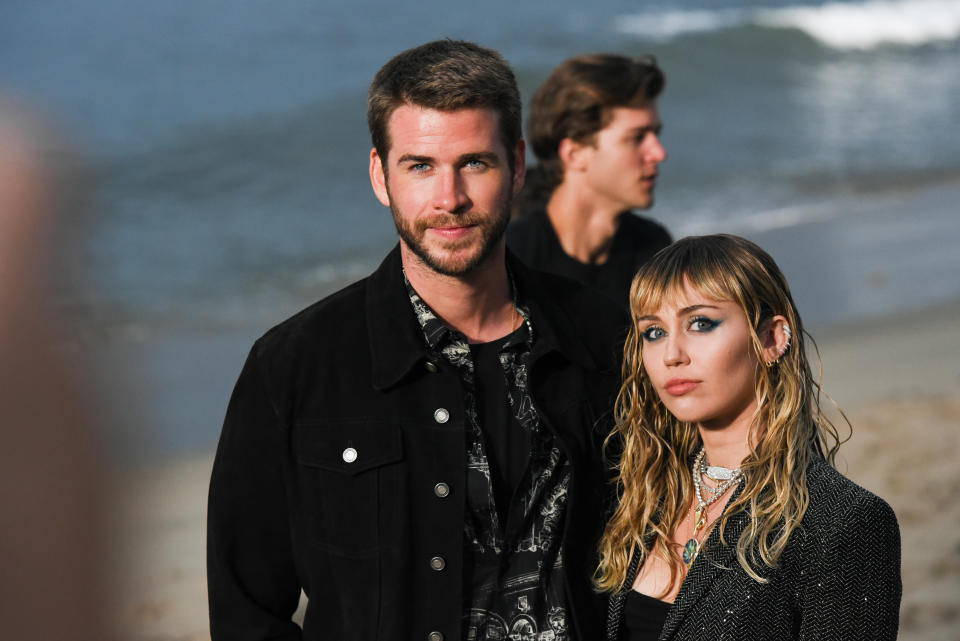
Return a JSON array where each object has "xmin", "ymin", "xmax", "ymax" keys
[{"xmin": 801, "ymin": 458, "xmax": 899, "ymax": 540}]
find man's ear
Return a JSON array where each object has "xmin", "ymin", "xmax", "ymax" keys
[
  {"xmin": 558, "ymin": 137, "xmax": 591, "ymax": 173},
  {"xmin": 761, "ymin": 315, "xmax": 792, "ymax": 365},
  {"xmin": 512, "ymin": 139, "xmax": 526, "ymax": 196},
  {"xmin": 369, "ymin": 148, "xmax": 391, "ymax": 207}
]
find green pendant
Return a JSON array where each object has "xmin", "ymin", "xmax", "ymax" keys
[{"xmin": 683, "ymin": 538, "xmax": 700, "ymax": 566}]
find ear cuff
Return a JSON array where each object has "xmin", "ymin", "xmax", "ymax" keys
[{"xmin": 766, "ymin": 323, "xmax": 791, "ymax": 367}]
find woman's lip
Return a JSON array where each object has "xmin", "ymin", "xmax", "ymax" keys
[{"xmin": 664, "ymin": 379, "xmax": 700, "ymax": 395}]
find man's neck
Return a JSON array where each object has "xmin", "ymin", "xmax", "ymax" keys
[
  {"xmin": 400, "ymin": 243, "xmax": 518, "ymax": 344},
  {"xmin": 545, "ymin": 182, "xmax": 625, "ymax": 265}
]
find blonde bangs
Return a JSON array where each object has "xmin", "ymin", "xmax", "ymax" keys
[{"xmin": 628, "ymin": 243, "xmax": 750, "ymax": 321}]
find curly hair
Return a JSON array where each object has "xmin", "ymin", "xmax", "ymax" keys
[{"xmin": 595, "ymin": 234, "xmax": 847, "ymax": 594}]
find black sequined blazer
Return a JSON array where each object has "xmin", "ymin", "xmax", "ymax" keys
[{"xmin": 606, "ymin": 458, "xmax": 901, "ymax": 640}]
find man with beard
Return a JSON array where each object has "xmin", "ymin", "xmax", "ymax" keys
[{"xmin": 207, "ymin": 40, "xmax": 626, "ymax": 641}]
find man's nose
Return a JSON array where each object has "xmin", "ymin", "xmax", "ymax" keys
[
  {"xmin": 644, "ymin": 133, "xmax": 667, "ymax": 164},
  {"xmin": 433, "ymin": 168, "xmax": 471, "ymax": 213}
]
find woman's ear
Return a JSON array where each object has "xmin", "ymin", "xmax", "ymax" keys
[{"xmin": 761, "ymin": 315, "xmax": 792, "ymax": 366}]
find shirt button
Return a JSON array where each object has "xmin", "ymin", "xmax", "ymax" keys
[
  {"xmin": 424, "ymin": 361, "xmax": 438, "ymax": 373},
  {"xmin": 434, "ymin": 482, "xmax": 450, "ymax": 498},
  {"xmin": 433, "ymin": 408, "xmax": 449, "ymax": 424},
  {"xmin": 429, "ymin": 556, "xmax": 446, "ymax": 571},
  {"xmin": 428, "ymin": 632, "xmax": 444, "ymax": 641},
  {"xmin": 342, "ymin": 447, "xmax": 358, "ymax": 463}
]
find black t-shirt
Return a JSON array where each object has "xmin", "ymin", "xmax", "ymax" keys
[
  {"xmin": 470, "ymin": 328, "xmax": 529, "ymax": 526},
  {"xmin": 507, "ymin": 210, "xmax": 672, "ymax": 308}
]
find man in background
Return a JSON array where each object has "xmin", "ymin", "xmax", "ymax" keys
[
  {"xmin": 509, "ymin": 54, "xmax": 672, "ymax": 305},
  {"xmin": 208, "ymin": 40, "xmax": 625, "ymax": 641}
]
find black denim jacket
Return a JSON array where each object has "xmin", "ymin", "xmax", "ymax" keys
[{"xmin": 207, "ymin": 245, "xmax": 628, "ymax": 641}]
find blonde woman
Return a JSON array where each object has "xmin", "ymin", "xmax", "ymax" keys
[{"xmin": 598, "ymin": 235, "xmax": 900, "ymax": 640}]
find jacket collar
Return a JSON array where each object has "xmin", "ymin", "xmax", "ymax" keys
[
  {"xmin": 366, "ymin": 244, "xmax": 596, "ymax": 391},
  {"xmin": 506, "ymin": 249, "xmax": 596, "ymax": 370},
  {"xmin": 661, "ymin": 483, "xmax": 750, "ymax": 640},
  {"xmin": 608, "ymin": 484, "xmax": 750, "ymax": 641},
  {"xmin": 366, "ymin": 245, "xmax": 435, "ymax": 391}
]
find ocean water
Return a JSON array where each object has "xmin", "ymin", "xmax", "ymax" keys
[{"xmin": 2, "ymin": 0, "xmax": 958, "ymax": 457}]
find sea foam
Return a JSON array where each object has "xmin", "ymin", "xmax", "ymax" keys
[{"xmin": 615, "ymin": 0, "xmax": 960, "ymax": 50}]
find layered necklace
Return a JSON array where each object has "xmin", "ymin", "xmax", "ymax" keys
[{"xmin": 682, "ymin": 447, "xmax": 743, "ymax": 568}]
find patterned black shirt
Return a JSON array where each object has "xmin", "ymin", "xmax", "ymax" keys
[{"xmin": 405, "ymin": 273, "xmax": 572, "ymax": 641}]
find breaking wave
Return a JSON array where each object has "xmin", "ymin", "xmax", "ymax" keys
[{"xmin": 614, "ymin": 0, "xmax": 960, "ymax": 50}]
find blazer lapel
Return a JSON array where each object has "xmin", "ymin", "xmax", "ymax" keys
[{"xmin": 660, "ymin": 489, "xmax": 749, "ymax": 640}]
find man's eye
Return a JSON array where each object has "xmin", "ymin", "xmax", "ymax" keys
[
  {"xmin": 640, "ymin": 326, "xmax": 665, "ymax": 342},
  {"xmin": 464, "ymin": 159, "xmax": 488, "ymax": 170},
  {"xmin": 636, "ymin": 129, "xmax": 662, "ymax": 144},
  {"xmin": 411, "ymin": 163, "xmax": 430, "ymax": 172},
  {"xmin": 689, "ymin": 316, "xmax": 720, "ymax": 332}
]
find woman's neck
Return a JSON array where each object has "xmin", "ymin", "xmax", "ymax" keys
[{"xmin": 698, "ymin": 421, "xmax": 752, "ymax": 469}]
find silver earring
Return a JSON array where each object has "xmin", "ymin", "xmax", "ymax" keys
[{"xmin": 766, "ymin": 323, "xmax": 791, "ymax": 367}]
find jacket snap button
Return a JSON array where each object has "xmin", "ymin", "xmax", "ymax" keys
[
  {"xmin": 429, "ymin": 556, "xmax": 446, "ymax": 571},
  {"xmin": 428, "ymin": 632, "xmax": 444, "ymax": 641},
  {"xmin": 342, "ymin": 447, "xmax": 358, "ymax": 463},
  {"xmin": 433, "ymin": 408, "xmax": 449, "ymax": 424},
  {"xmin": 424, "ymin": 361, "xmax": 438, "ymax": 373},
  {"xmin": 434, "ymin": 482, "xmax": 450, "ymax": 498}
]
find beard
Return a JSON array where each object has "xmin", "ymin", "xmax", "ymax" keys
[{"xmin": 388, "ymin": 189, "xmax": 512, "ymax": 278}]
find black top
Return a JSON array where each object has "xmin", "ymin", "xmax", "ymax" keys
[
  {"xmin": 508, "ymin": 210, "xmax": 672, "ymax": 307},
  {"xmin": 624, "ymin": 591, "xmax": 671, "ymax": 641},
  {"xmin": 471, "ymin": 329, "xmax": 529, "ymax": 525}
]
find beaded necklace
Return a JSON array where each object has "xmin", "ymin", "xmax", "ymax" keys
[{"xmin": 682, "ymin": 447, "xmax": 743, "ymax": 567}]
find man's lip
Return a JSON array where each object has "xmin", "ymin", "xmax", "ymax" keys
[
  {"xmin": 664, "ymin": 379, "xmax": 700, "ymax": 395},
  {"xmin": 429, "ymin": 225, "xmax": 475, "ymax": 236}
]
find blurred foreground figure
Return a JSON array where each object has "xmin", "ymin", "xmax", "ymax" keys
[
  {"xmin": 208, "ymin": 40, "xmax": 626, "ymax": 640},
  {"xmin": 0, "ymin": 99, "xmax": 107, "ymax": 641},
  {"xmin": 598, "ymin": 235, "xmax": 901, "ymax": 640},
  {"xmin": 509, "ymin": 54, "xmax": 672, "ymax": 305}
]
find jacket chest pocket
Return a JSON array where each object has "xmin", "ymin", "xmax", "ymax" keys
[{"xmin": 294, "ymin": 418, "xmax": 403, "ymax": 555}]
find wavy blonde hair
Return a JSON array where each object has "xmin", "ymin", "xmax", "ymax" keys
[{"xmin": 596, "ymin": 234, "xmax": 847, "ymax": 594}]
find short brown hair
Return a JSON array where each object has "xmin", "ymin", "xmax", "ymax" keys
[
  {"xmin": 367, "ymin": 39, "xmax": 522, "ymax": 164},
  {"xmin": 526, "ymin": 54, "xmax": 665, "ymax": 193}
]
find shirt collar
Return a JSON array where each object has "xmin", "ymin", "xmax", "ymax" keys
[
  {"xmin": 402, "ymin": 264, "xmax": 533, "ymax": 354},
  {"xmin": 365, "ymin": 244, "xmax": 596, "ymax": 391}
]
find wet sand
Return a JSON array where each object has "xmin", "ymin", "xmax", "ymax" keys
[{"xmin": 108, "ymin": 299, "xmax": 960, "ymax": 640}]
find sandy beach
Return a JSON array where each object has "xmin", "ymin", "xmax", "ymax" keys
[{"xmin": 108, "ymin": 299, "xmax": 960, "ymax": 641}]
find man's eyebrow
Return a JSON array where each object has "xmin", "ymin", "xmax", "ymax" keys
[
  {"xmin": 627, "ymin": 124, "xmax": 663, "ymax": 135},
  {"xmin": 396, "ymin": 154, "xmax": 434, "ymax": 165},
  {"xmin": 460, "ymin": 151, "xmax": 501, "ymax": 164}
]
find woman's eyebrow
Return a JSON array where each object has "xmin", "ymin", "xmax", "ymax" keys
[
  {"xmin": 637, "ymin": 304, "xmax": 720, "ymax": 321},
  {"xmin": 677, "ymin": 304, "xmax": 720, "ymax": 315}
]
